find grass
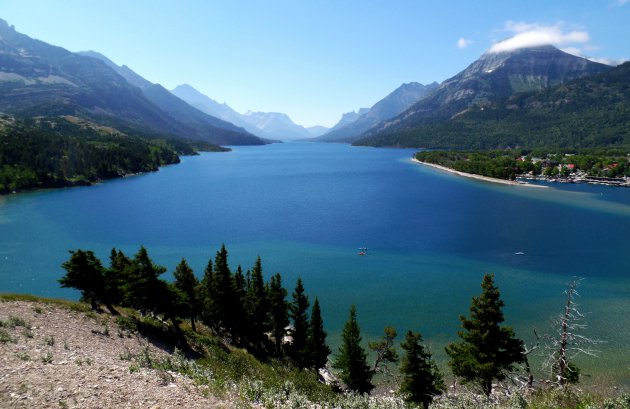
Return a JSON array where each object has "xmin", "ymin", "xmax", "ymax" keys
[{"xmin": 0, "ymin": 293, "xmax": 91, "ymax": 313}]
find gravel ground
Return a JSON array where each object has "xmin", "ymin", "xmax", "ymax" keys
[{"xmin": 0, "ymin": 301, "xmax": 230, "ymax": 408}]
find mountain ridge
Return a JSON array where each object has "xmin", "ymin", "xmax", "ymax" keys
[
  {"xmin": 0, "ymin": 19, "xmax": 262, "ymax": 147},
  {"xmin": 355, "ymin": 45, "xmax": 614, "ymax": 148},
  {"xmin": 77, "ymin": 52, "xmax": 265, "ymax": 146},
  {"xmin": 355, "ymin": 58, "xmax": 630, "ymax": 150},
  {"xmin": 318, "ymin": 82, "xmax": 439, "ymax": 142}
]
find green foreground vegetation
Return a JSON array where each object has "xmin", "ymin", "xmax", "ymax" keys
[
  {"xmin": 1, "ymin": 245, "xmax": 618, "ymax": 407},
  {"xmin": 0, "ymin": 115, "xmax": 226, "ymax": 194}
]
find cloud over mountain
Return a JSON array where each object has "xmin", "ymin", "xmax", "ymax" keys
[{"xmin": 489, "ymin": 21, "xmax": 590, "ymax": 54}]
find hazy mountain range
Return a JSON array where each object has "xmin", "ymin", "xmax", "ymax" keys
[{"xmin": 171, "ymin": 84, "xmax": 320, "ymax": 141}]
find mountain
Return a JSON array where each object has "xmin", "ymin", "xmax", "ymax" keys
[
  {"xmin": 318, "ymin": 82, "xmax": 438, "ymax": 142},
  {"xmin": 325, "ymin": 108, "xmax": 369, "ymax": 135},
  {"xmin": 306, "ymin": 125, "xmax": 329, "ymax": 137},
  {"xmin": 77, "ymin": 52, "xmax": 264, "ymax": 146},
  {"xmin": 171, "ymin": 84, "xmax": 312, "ymax": 141},
  {"xmin": 170, "ymin": 83, "xmax": 265, "ymax": 137},
  {"xmin": 0, "ymin": 19, "xmax": 261, "ymax": 147},
  {"xmin": 240, "ymin": 111, "xmax": 312, "ymax": 140},
  {"xmin": 356, "ymin": 46, "xmax": 611, "ymax": 148},
  {"xmin": 356, "ymin": 54, "xmax": 629, "ymax": 150}
]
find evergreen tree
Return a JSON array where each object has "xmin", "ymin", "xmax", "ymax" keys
[
  {"xmin": 59, "ymin": 249, "xmax": 106, "ymax": 311},
  {"xmin": 333, "ymin": 305, "xmax": 373, "ymax": 394},
  {"xmin": 173, "ymin": 257, "xmax": 200, "ymax": 331},
  {"xmin": 231, "ymin": 265, "xmax": 248, "ymax": 343},
  {"xmin": 290, "ymin": 277, "xmax": 310, "ymax": 367},
  {"xmin": 210, "ymin": 244, "xmax": 234, "ymax": 333},
  {"xmin": 445, "ymin": 273, "xmax": 525, "ymax": 396},
  {"xmin": 400, "ymin": 330, "xmax": 444, "ymax": 409},
  {"xmin": 105, "ymin": 248, "xmax": 130, "ymax": 307},
  {"xmin": 307, "ymin": 297, "xmax": 331, "ymax": 370},
  {"xmin": 245, "ymin": 256, "xmax": 268, "ymax": 349},
  {"xmin": 121, "ymin": 246, "xmax": 168, "ymax": 314},
  {"xmin": 199, "ymin": 257, "xmax": 217, "ymax": 331},
  {"xmin": 267, "ymin": 272, "xmax": 289, "ymax": 355}
]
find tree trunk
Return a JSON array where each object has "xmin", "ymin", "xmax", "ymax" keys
[
  {"xmin": 105, "ymin": 303, "xmax": 120, "ymax": 316},
  {"xmin": 482, "ymin": 378, "xmax": 492, "ymax": 397}
]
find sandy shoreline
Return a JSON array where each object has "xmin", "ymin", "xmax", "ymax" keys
[{"xmin": 411, "ymin": 158, "xmax": 548, "ymax": 188}]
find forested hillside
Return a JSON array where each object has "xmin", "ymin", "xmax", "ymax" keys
[{"xmin": 0, "ymin": 115, "xmax": 224, "ymax": 193}]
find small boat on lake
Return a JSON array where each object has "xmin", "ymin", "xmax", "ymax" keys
[{"xmin": 514, "ymin": 251, "xmax": 525, "ymax": 255}]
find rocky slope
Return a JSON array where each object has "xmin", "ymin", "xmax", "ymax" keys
[{"xmin": 0, "ymin": 301, "xmax": 228, "ymax": 408}]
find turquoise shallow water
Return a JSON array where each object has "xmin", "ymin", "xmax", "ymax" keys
[{"xmin": 1, "ymin": 142, "xmax": 629, "ymax": 381}]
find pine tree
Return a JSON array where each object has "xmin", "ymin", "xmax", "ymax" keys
[
  {"xmin": 120, "ymin": 246, "xmax": 167, "ymax": 314},
  {"xmin": 290, "ymin": 277, "xmax": 310, "ymax": 367},
  {"xmin": 245, "ymin": 256, "xmax": 268, "ymax": 349},
  {"xmin": 307, "ymin": 297, "xmax": 331, "ymax": 370},
  {"xmin": 173, "ymin": 257, "xmax": 199, "ymax": 331},
  {"xmin": 199, "ymin": 257, "xmax": 217, "ymax": 332},
  {"xmin": 267, "ymin": 272, "xmax": 289, "ymax": 355},
  {"xmin": 105, "ymin": 248, "xmax": 130, "ymax": 308},
  {"xmin": 231, "ymin": 265, "xmax": 248, "ymax": 343},
  {"xmin": 333, "ymin": 305, "xmax": 373, "ymax": 394},
  {"xmin": 445, "ymin": 273, "xmax": 525, "ymax": 396},
  {"xmin": 400, "ymin": 330, "xmax": 444, "ymax": 409},
  {"xmin": 59, "ymin": 249, "xmax": 106, "ymax": 311},
  {"xmin": 210, "ymin": 244, "xmax": 234, "ymax": 333}
]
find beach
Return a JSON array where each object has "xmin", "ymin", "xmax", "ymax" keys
[{"xmin": 411, "ymin": 158, "xmax": 548, "ymax": 188}]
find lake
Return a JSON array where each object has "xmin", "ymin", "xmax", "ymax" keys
[{"xmin": 1, "ymin": 142, "xmax": 629, "ymax": 382}]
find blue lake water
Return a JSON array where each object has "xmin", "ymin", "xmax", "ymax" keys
[{"xmin": 1, "ymin": 142, "xmax": 629, "ymax": 380}]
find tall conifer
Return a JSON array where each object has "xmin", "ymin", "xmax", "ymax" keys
[
  {"xmin": 267, "ymin": 272, "xmax": 289, "ymax": 355},
  {"xmin": 173, "ymin": 257, "xmax": 199, "ymax": 331},
  {"xmin": 231, "ymin": 265, "xmax": 248, "ymax": 343},
  {"xmin": 400, "ymin": 330, "xmax": 444, "ymax": 408},
  {"xmin": 333, "ymin": 305, "xmax": 373, "ymax": 394},
  {"xmin": 245, "ymin": 256, "xmax": 268, "ymax": 349},
  {"xmin": 290, "ymin": 278, "xmax": 310, "ymax": 367},
  {"xmin": 210, "ymin": 244, "xmax": 234, "ymax": 333},
  {"xmin": 307, "ymin": 297, "xmax": 331, "ymax": 370},
  {"xmin": 445, "ymin": 273, "xmax": 525, "ymax": 396}
]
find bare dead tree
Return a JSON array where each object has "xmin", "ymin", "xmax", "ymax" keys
[
  {"xmin": 543, "ymin": 278, "xmax": 601, "ymax": 387},
  {"xmin": 516, "ymin": 328, "xmax": 541, "ymax": 389}
]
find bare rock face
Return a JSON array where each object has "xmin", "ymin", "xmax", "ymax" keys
[{"xmin": 0, "ymin": 301, "xmax": 227, "ymax": 408}]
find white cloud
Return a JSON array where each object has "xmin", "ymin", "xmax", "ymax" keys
[
  {"xmin": 457, "ymin": 37, "xmax": 472, "ymax": 49},
  {"xmin": 583, "ymin": 56, "xmax": 627, "ymax": 66},
  {"xmin": 614, "ymin": 0, "xmax": 630, "ymax": 5},
  {"xmin": 489, "ymin": 22, "xmax": 590, "ymax": 53}
]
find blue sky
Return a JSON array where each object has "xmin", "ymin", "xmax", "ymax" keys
[{"xmin": 1, "ymin": 0, "xmax": 629, "ymax": 127}]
